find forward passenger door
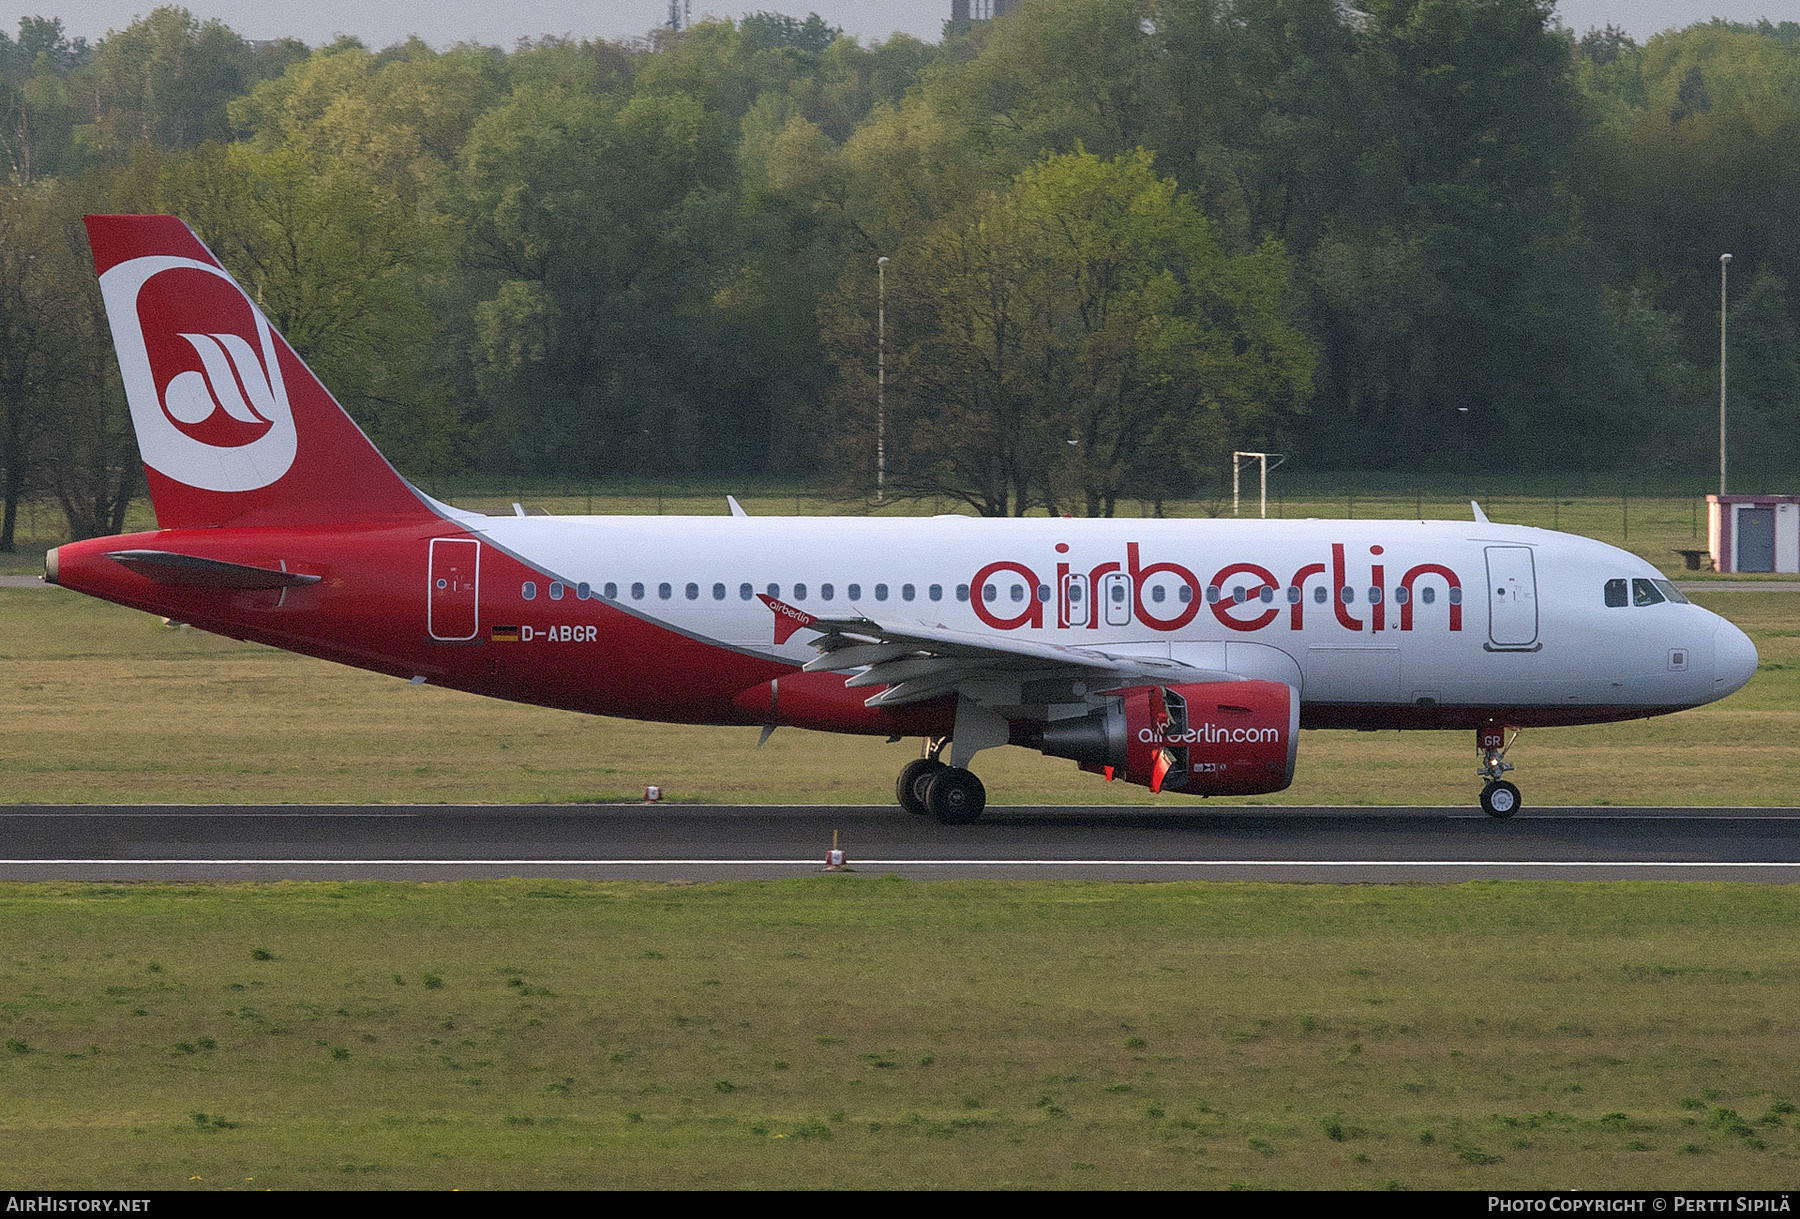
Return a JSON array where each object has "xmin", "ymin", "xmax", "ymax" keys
[{"xmin": 1484, "ymin": 546, "xmax": 1538, "ymax": 650}]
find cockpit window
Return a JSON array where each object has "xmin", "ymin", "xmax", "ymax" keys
[
  {"xmin": 1651, "ymin": 578, "xmax": 1690, "ymax": 605},
  {"xmin": 1632, "ymin": 578, "xmax": 1665, "ymax": 607},
  {"xmin": 1604, "ymin": 578, "xmax": 1628, "ymax": 608}
]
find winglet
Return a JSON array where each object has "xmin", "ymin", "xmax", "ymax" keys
[
  {"xmin": 728, "ymin": 495, "xmax": 748, "ymax": 518},
  {"xmin": 758, "ymin": 593, "xmax": 817, "ymax": 645},
  {"xmin": 1471, "ymin": 500, "xmax": 1490, "ymax": 524}
]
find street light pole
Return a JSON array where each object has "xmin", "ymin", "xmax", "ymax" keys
[
  {"xmin": 877, "ymin": 255, "xmax": 888, "ymax": 502},
  {"xmin": 1720, "ymin": 252, "xmax": 1731, "ymax": 497}
]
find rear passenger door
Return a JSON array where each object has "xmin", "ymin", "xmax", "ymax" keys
[{"xmin": 428, "ymin": 538, "xmax": 480, "ymax": 641}]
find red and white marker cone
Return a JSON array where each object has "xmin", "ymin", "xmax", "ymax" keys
[
  {"xmin": 825, "ymin": 829, "xmax": 846, "ymax": 871},
  {"xmin": 644, "ymin": 784, "xmax": 662, "ymax": 803}
]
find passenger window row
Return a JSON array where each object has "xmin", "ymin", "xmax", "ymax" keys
[
  {"xmin": 1185, "ymin": 583, "xmax": 1458, "ymax": 606},
  {"xmin": 1604, "ymin": 577, "xmax": 1689, "ymax": 608},
  {"xmin": 520, "ymin": 580, "xmax": 956, "ymax": 604},
  {"xmin": 1073, "ymin": 582, "xmax": 1460, "ymax": 607},
  {"xmin": 516, "ymin": 577, "xmax": 1468, "ymax": 608}
]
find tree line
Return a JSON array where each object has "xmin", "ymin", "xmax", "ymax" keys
[{"xmin": 3, "ymin": 2, "xmax": 1799, "ymax": 544}]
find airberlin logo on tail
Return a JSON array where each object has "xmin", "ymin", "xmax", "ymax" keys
[
  {"xmin": 163, "ymin": 332, "xmax": 278, "ymax": 440},
  {"xmin": 98, "ymin": 255, "xmax": 297, "ymax": 492}
]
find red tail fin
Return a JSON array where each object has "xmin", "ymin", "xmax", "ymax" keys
[{"xmin": 85, "ymin": 215, "xmax": 434, "ymax": 529}]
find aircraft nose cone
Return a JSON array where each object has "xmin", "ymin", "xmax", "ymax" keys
[{"xmin": 1713, "ymin": 619, "xmax": 1759, "ymax": 698}]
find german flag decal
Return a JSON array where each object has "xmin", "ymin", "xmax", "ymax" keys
[{"xmin": 490, "ymin": 625, "xmax": 520, "ymax": 642}]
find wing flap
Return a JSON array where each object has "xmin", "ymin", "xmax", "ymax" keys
[{"xmin": 801, "ymin": 642, "xmax": 914, "ymax": 672}]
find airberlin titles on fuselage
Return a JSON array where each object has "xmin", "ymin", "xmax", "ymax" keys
[
  {"xmin": 520, "ymin": 538, "xmax": 1466, "ymax": 639},
  {"xmin": 968, "ymin": 540, "xmax": 1463, "ymax": 634}
]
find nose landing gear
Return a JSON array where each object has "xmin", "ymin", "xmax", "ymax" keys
[
  {"xmin": 895, "ymin": 737, "xmax": 987, "ymax": 823},
  {"xmin": 1477, "ymin": 725, "xmax": 1521, "ymax": 818}
]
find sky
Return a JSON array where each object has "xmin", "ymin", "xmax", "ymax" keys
[{"xmin": 6, "ymin": 0, "xmax": 1800, "ymax": 52}]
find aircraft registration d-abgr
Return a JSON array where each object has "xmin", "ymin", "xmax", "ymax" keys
[{"xmin": 48, "ymin": 215, "xmax": 1759, "ymax": 821}]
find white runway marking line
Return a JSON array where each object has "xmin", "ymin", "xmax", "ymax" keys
[
  {"xmin": 6, "ymin": 809, "xmax": 1800, "ymax": 818},
  {"xmin": 3, "ymin": 859, "xmax": 1799, "ymax": 868},
  {"xmin": 0, "ymin": 812, "xmax": 422, "ymax": 817}
]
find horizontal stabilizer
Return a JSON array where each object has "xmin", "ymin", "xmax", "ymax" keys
[{"xmin": 106, "ymin": 549, "xmax": 321, "ymax": 590}]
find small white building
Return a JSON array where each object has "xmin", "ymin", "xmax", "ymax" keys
[{"xmin": 1709, "ymin": 494, "xmax": 1800, "ymax": 573}]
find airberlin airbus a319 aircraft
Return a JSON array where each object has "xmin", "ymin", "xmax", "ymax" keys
[{"xmin": 47, "ymin": 215, "xmax": 1759, "ymax": 821}]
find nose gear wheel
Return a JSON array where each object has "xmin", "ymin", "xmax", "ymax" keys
[
  {"xmin": 1477, "ymin": 727, "xmax": 1521, "ymax": 818},
  {"xmin": 1480, "ymin": 779, "xmax": 1521, "ymax": 818}
]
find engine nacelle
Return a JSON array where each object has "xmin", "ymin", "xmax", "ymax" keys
[{"xmin": 1024, "ymin": 680, "xmax": 1298, "ymax": 796}]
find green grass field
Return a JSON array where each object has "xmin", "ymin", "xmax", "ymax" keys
[
  {"xmin": 3, "ymin": 879, "xmax": 1797, "ymax": 1190},
  {"xmin": 2, "ymin": 494, "xmax": 1797, "ymax": 1190}
]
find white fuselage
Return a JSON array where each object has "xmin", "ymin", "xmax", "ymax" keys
[{"xmin": 468, "ymin": 514, "xmax": 1758, "ymax": 721}]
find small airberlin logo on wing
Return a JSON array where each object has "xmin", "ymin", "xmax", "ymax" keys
[{"xmin": 98, "ymin": 254, "xmax": 297, "ymax": 492}]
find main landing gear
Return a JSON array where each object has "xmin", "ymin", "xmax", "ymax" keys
[
  {"xmin": 1477, "ymin": 726, "xmax": 1521, "ymax": 819},
  {"xmin": 896, "ymin": 737, "xmax": 987, "ymax": 824}
]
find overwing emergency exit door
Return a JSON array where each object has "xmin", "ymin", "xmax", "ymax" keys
[
  {"xmin": 1484, "ymin": 545, "xmax": 1538, "ymax": 650},
  {"xmin": 1062, "ymin": 573, "xmax": 1090, "ymax": 627},
  {"xmin": 428, "ymin": 537, "xmax": 480, "ymax": 641},
  {"xmin": 1101, "ymin": 572, "xmax": 1133, "ymax": 626}
]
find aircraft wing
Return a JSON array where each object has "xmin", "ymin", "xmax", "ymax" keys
[{"xmin": 759, "ymin": 595, "xmax": 1239, "ymax": 708}]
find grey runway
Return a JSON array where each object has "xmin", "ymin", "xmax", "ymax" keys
[{"xmin": 2, "ymin": 804, "xmax": 1799, "ymax": 882}]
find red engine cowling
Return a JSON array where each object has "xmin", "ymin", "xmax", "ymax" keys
[{"xmin": 1031, "ymin": 680, "xmax": 1298, "ymax": 796}]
